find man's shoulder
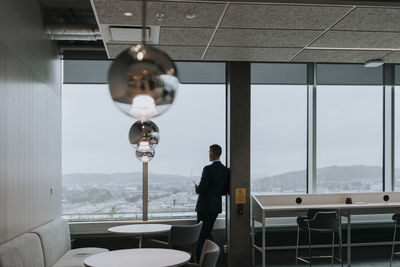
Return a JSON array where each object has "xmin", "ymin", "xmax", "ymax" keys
[
  {"xmin": 209, "ymin": 161, "xmax": 228, "ymax": 171},
  {"xmin": 204, "ymin": 163, "xmax": 212, "ymax": 169}
]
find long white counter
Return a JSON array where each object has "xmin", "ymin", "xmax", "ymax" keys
[{"xmin": 251, "ymin": 192, "xmax": 400, "ymax": 267}]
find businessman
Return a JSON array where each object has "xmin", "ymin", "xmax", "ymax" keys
[{"xmin": 194, "ymin": 144, "xmax": 229, "ymax": 261}]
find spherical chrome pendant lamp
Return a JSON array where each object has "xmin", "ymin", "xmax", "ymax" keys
[
  {"xmin": 108, "ymin": 45, "xmax": 179, "ymax": 120},
  {"xmin": 128, "ymin": 120, "xmax": 160, "ymax": 153},
  {"xmin": 108, "ymin": 0, "xmax": 179, "ymax": 120}
]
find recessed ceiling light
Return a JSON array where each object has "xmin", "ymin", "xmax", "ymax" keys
[
  {"xmin": 124, "ymin": 12, "xmax": 133, "ymax": 17},
  {"xmin": 185, "ymin": 14, "xmax": 196, "ymax": 19},
  {"xmin": 364, "ymin": 59, "xmax": 384, "ymax": 68},
  {"xmin": 155, "ymin": 13, "xmax": 164, "ymax": 21}
]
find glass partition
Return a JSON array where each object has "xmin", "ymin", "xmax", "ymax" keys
[
  {"xmin": 316, "ymin": 85, "xmax": 383, "ymax": 192},
  {"xmin": 62, "ymin": 83, "xmax": 226, "ymax": 221},
  {"xmin": 251, "ymin": 85, "xmax": 307, "ymax": 194}
]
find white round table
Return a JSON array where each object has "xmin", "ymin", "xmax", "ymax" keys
[
  {"xmin": 83, "ymin": 248, "xmax": 191, "ymax": 267},
  {"xmin": 108, "ymin": 224, "xmax": 171, "ymax": 248}
]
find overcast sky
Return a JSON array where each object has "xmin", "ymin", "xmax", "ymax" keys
[
  {"xmin": 251, "ymin": 85, "xmax": 384, "ymax": 178},
  {"xmin": 63, "ymin": 84, "xmax": 398, "ymax": 178},
  {"xmin": 62, "ymin": 84, "xmax": 225, "ymax": 177}
]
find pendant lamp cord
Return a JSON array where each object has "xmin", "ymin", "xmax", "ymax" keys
[{"xmin": 142, "ymin": 0, "xmax": 147, "ymax": 43}]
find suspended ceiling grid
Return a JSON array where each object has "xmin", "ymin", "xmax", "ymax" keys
[{"xmin": 90, "ymin": 0, "xmax": 400, "ymax": 63}]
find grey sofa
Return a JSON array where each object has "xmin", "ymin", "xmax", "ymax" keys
[
  {"xmin": 0, "ymin": 218, "xmax": 108, "ymax": 267},
  {"xmin": 0, "ymin": 233, "xmax": 45, "ymax": 267}
]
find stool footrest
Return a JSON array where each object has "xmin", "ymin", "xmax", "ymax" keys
[{"xmin": 297, "ymin": 256, "xmax": 343, "ymax": 264}]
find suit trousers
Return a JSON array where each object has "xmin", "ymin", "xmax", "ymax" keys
[{"xmin": 196, "ymin": 212, "xmax": 218, "ymax": 261}]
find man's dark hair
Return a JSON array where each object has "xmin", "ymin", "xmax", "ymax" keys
[{"xmin": 210, "ymin": 144, "xmax": 222, "ymax": 157}]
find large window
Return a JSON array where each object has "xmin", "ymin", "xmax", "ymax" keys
[
  {"xmin": 251, "ymin": 85, "xmax": 307, "ymax": 194},
  {"xmin": 62, "ymin": 84, "xmax": 225, "ymax": 221},
  {"xmin": 316, "ymin": 86, "xmax": 383, "ymax": 192},
  {"xmin": 62, "ymin": 62, "xmax": 400, "ymax": 222}
]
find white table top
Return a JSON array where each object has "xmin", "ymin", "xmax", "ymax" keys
[
  {"xmin": 83, "ymin": 248, "xmax": 191, "ymax": 267},
  {"xmin": 108, "ymin": 224, "xmax": 172, "ymax": 234}
]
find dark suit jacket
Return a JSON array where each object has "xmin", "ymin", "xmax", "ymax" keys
[{"xmin": 195, "ymin": 161, "xmax": 229, "ymax": 215}]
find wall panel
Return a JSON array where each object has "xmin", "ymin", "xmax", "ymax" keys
[
  {"xmin": 0, "ymin": 48, "xmax": 61, "ymax": 244},
  {"xmin": 0, "ymin": 43, "xmax": 6, "ymax": 243},
  {"xmin": 0, "ymin": 0, "xmax": 61, "ymax": 244}
]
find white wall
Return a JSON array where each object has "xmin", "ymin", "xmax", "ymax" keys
[{"xmin": 0, "ymin": 0, "xmax": 61, "ymax": 244}]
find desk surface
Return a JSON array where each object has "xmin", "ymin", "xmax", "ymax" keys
[
  {"xmin": 83, "ymin": 248, "xmax": 191, "ymax": 267},
  {"xmin": 108, "ymin": 224, "xmax": 172, "ymax": 234},
  {"xmin": 260, "ymin": 202, "xmax": 400, "ymax": 211},
  {"xmin": 252, "ymin": 194, "xmax": 400, "ymax": 221}
]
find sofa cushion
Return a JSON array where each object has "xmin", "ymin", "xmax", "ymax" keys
[
  {"xmin": 52, "ymin": 247, "xmax": 109, "ymax": 267},
  {"xmin": 32, "ymin": 218, "xmax": 71, "ymax": 267},
  {"xmin": 0, "ymin": 233, "xmax": 45, "ymax": 267}
]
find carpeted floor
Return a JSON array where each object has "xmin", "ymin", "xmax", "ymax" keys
[{"xmin": 217, "ymin": 245, "xmax": 398, "ymax": 266}]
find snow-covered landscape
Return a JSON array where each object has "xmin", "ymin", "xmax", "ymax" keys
[{"xmin": 62, "ymin": 165, "xmax": 399, "ymax": 221}]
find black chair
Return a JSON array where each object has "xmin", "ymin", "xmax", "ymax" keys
[
  {"xmin": 390, "ymin": 213, "xmax": 400, "ymax": 267},
  {"xmin": 296, "ymin": 209, "xmax": 343, "ymax": 267},
  {"xmin": 146, "ymin": 221, "xmax": 203, "ymax": 262},
  {"xmin": 184, "ymin": 239, "xmax": 220, "ymax": 267}
]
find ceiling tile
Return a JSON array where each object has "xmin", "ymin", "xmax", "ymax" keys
[
  {"xmin": 381, "ymin": 51, "xmax": 400, "ymax": 63},
  {"xmin": 292, "ymin": 49, "xmax": 391, "ymax": 63},
  {"xmin": 333, "ymin": 7, "xmax": 400, "ymax": 32},
  {"xmin": 92, "ymin": 0, "xmax": 226, "ymax": 27},
  {"xmin": 212, "ymin": 29, "xmax": 321, "ymax": 47},
  {"xmin": 159, "ymin": 27, "xmax": 213, "ymax": 46},
  {"xmin": 204, "ymin": 47, "xmax": 301, "ymax": 61},
  {"xmin": 311, "ymin": 31, "xmax": 400, "ymax": 49},
  {"xmin": 220, "ymin": 4, "xmax": 351, "ymax": 29},
  {"xmin": 106, "ymin": 44, "xmax": 132, "ymax": 58},
  {"xmin": 107, "ymin": 44, "xmax": 205, "ymax": 60}
]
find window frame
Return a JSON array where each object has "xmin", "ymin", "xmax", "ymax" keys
[
  {"xmin": 62, "ymin": 61, "xmax": 400, "ymax": 226},
  {"xmin": 61, "ymin": 61, "xmax": 227, "ymax": 222}
]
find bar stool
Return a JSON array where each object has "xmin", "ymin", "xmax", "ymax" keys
[
  {"xmin": 390, "ymin": 213, "xmax": 400, "ymax": 267},
  {"xmin": 296, "ymin": 209, "xmax": 343, "ymax": 267}
]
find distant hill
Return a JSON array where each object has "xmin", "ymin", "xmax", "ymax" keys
[
  {"xmin": 317, "ymin": 165, "xmax": 383, "ymax": 181},
  {"xmin": 63, "ymin": 172, "xmax": 190, "ymax": 185},
  {"xmin": 252, "ymin": 165, "xmax": 398, "ymax": 187},
  {"xmin": 64, "ymin": 165, "xmax": 399, "ymax": 186}
]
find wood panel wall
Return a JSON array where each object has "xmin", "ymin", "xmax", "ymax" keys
[{"xmin": 0, "ymin": 0, "xmax": 61, "ymax": 244}]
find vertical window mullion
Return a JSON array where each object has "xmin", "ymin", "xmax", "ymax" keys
[
  {"xmin": 383, "ymin": 64, "xmax": 395, "ymax": 192},
  {"xmin": 312, "ymin": 70, "xmax": 317, "ymax": 194},
  {"xmin": 306, "ymin": 63, "xmax": 316, "ymax": 194}
]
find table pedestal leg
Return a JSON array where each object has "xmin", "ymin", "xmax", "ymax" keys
[
  {"xmin": 139, "ymin": 234, "xmax": 143, "ymax": 248},
  {"xmin": 347, "ymin": 214, "xmax": 351, "ymax": 267}
]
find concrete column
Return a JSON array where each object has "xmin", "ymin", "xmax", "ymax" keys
[{"xmin": 226, "ymin": 62, "xmax": 251, "ymax": 267}]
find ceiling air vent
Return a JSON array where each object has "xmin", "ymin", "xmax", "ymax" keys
[{"xmin": 109, "ymin": 26, "xmax": 160, "ymax": 44}]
